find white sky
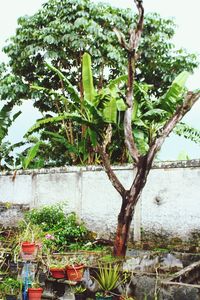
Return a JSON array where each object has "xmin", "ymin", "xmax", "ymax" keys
[{"xmin": 0, "ymin": 0, "xmax": 200, "ymax": 160}]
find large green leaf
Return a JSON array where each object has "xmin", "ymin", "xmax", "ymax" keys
[
  {"xmin": 162, "ymin": 71, "xmax": 189, "ymax": 113},
  {"xmin": 116, "ymin": 98, "xmax": 127, "ymax": 111},
  {"xmin": 26, "ymin": 113, "xmax": 99, "ymax": 136},
  {"xmin": 83, "ymin": 98, "xmax": 104, "ymax": 124},
  {"xmin": 108, "ymin": 75, "xmax": 127, "ymax": 89},
  {"xmin": 87, "ymin": 128, "xmax": 98, "ymax": 147},
  {"xmin": 82, "ymin": 53, "xmax": 95, "ymax": 103},
  {"xmin": 23, "ymin": 141, "xmax": 41, "ymax": 169},
  {"xmin": 103, "ymin": 97, "xmax": 117, "ymax": 123}
]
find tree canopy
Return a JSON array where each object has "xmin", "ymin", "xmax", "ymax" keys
[{"xmin": 0, "ymin": 0, "xmax": 199, "ymax": 168}]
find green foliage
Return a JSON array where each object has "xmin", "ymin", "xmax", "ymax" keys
[
  {"xmin": 0, "ymin": 277, "xmax": 22, "ymax": 295},
  {"xmin": 27, "ymin": 54, "xmax": 194, "ymax": 162},
  {"xmin": 17, "ymin": 221, "xmax": 45, "ymax": 245},
  {"xmin": 94, "ymin": 263, "xmax": 122, "ymax": 294},
  {"xmin": 25, "ymin": 204, "xmax": 89, "ymax": 251},
  {"xmin": 82, "ymin": 53, "xmax": 95, "ymax": 102},
  {"xmin": 22, "ymin": 141, "xmax": 41, "ymax": 169},
  {"xmin": 160, "ymin": 71, "xmax": 189, "ymax": 113},
  {"xmin": 174, "ymin": 122, "xmax": 200, "ymax": 144},
  {"xmin": 73, "ymin": 284, "xmax": 86, "ymax": 294},
  {"xmin": 0, "ymin": 0, "xmax": 198, "ymax": 167},
  {"xmin": 0, "ymin": 101, "xmax": 22, "ymax": 170}
]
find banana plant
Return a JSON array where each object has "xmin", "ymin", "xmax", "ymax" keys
[
  {"xmin": 27, "ymin": 53, "xmax": 128, "ymax": 156},
  {"xmin": 27, "ymin": 54, "xmax": 198, "ymax": 164}
]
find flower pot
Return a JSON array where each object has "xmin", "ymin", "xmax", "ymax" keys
[
  {"xmin": 66, "ymin": 265, "xmax": 84, "ymax": 281},
  {"xmin": 50, "ymin": 267, "xmax": 65, "ymax": 279},
  {"xmin": 9, "ymin": 262, "xmax": 18, "ymax": 273},
  {"xmin": 96, "ymin": 296, "xmax": 113, "ymax": 300},
  {"xmin": 21, "ymin": 242, "xmax": 36, "ymax": 254},
  {"xmin": 75, "ymin": 293, "xmax": 86, "ymax": 300},
  {"xmin": 5, "ymin": 295, "xmax": 17, "ymax": 300},
  {"xmin": 28, "ymin": 288, "xmax": 43, "ymax": 300},
  {"xmin": 9, "ymin": 261, "xmax": 24, "ymax": 274}
]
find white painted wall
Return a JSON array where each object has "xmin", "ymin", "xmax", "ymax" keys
[{"xmin": 0, "ymin": 161, "xmax": 200, "ymax": 240}]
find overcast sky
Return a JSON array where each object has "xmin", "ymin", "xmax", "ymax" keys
[{"xmin": 0, "ymin": 0, "xmax": 200, "ymax": 160}]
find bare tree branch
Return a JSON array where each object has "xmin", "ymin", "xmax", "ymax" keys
[
  {"xmin": 98, "ymin": 145, "xmax": 126, "ymax": 197},
  {"xmin": 129, "ymin": 0, "xmax": 144, "ymax": 51},
  {"xmin": 113, "ymin": 28, "xmax": 129, "ymax": 50},
  {"xmin": 147, "ymin": 91, "xmax": 200, "ymax": 166},
  {"xmin": 123, "ymin": 0, "xmax": 144, "ymax": 164}
]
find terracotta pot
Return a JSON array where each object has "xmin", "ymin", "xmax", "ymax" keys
[
  {"xmin": 21, "ymin": 242, "xmax": 36, "ymax": 254},
  {"xmin": 50, "ymin": 267, "xmax": 65, "ymax": 279},
  {"xmin": 28, "ymin": 288, "xmax": 43, "ymax": 300},
  {"xmin": 66, "ymin": 264, "xmax": 84, "ymax": 281}
]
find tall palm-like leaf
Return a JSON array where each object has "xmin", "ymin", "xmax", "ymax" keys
[{"xmin": 82, "ymin": 53, "xmax": 95, "ymax": 103}]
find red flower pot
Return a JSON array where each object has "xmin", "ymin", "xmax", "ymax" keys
[
  {"xmin": 21, "ymin": 242, "xmax": 36, "ymax": 254},
  {"xmin": 66, "ymin": 265, "xmax": 84, "ymax": 281},
  {"xmin": 28, "ymin": 288, "xmax": 43, "ymax": 300},
  {"xmin": 50, "ymin": 267, "xmax": 65, "ymax": 279}
]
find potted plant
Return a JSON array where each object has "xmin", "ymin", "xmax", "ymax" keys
[
  {"xmin": 94, "ymin": 264, "xmax": 123, "ymax": 300},
  {"xmin": 18, "ymin": 223, "xmax": 44, "ymax": 256},
  {"xmin": 28, "ymin": 282, "xmax": 43, "ymax": 300},
  {"xmin": 47, "ymin": 255, "xmax": 66, "ymax": 279},
  {"xmin": 73, "ymin": 284, "xmax": 87, "ymax": 300},
  {"xmin": 1, "ymin": 276, "xmax": 22, "ymax": 300},
  {"xmin": 49, "ymin": 263, "xmax": 66, "ymax": 279},
  {"xmin": 66, "ymin": 255, "xmax": 87, "ymax": 282}
]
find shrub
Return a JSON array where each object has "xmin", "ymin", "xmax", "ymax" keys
[{"xmin": 24, "ymin": 204, "xmax": 89, "ymax": 251}]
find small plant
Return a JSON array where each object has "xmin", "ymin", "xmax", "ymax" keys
[
  {"xmin": 73, "ymin": 284, "xmax": 86, "ymax": 294},
  {"xmin": 1, "ymin": 277, "xmax": 22, "ymax": 296},
  {"xmin": 94, "ymin": 263, "xmax": 123, "ymax": 297},
  {"xmin": 18, "ymin": 221, "xmax": 44, "ymax": 244},
  {"xmin": 46, "ymin": 253, "xmax": 66, "ymax": 269},
  {"xmin": 67, "ymin": 255, "xmax": 87, "ymax": 266}
]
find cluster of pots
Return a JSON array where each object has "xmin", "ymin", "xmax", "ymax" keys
[
  {"xmin": 50, "ymin": 264, "xmax": 84, "ymax": 281},
  {"xmin": 21, "ymin": 240, "xmax": 85, "ymax": 282}
]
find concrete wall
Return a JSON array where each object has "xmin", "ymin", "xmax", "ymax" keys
[{"xmin": 0, "ymin": 160, "xmax": 200, "ymax": 240}]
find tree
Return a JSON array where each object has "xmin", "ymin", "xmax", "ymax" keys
[
  {"xmin": 26, "ymin": 0, "xmax": 200, "ymax": 257},
  {"xmin": 0, "ymin": 0, "xmax": 198, "ymax": 166}
]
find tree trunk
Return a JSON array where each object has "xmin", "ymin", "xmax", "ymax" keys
[
  {"xmin": 113, "ymin": 194, "xmax": 134, "ymax": 257},
  {"xmin": 113, "ymin": 157, "xmax": 150, "ymax": 257}
]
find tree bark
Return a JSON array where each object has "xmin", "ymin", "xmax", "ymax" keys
[{"xmin": 113, "ymin": 156, "xmax": 150, "ymax": 257}]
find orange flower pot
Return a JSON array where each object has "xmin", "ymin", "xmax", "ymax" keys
[
  {"xmin": 66, "ymin": 264, "xmax": 84, "ymax": 281},
  {"xmin": 50, "ymin": 267, "xmax": 65, "ymax": 279},
  {"xmin": 28, "ymin": 288, "xmax": 43, "ymax": 300},
  {"xmin": 21, "ymin": 242, "xmax": 36, "ymax": 254}
]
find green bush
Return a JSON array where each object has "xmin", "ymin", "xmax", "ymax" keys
[{"xmin": 24, "ymin": 204, "xmax": 89, "ymax": 251}]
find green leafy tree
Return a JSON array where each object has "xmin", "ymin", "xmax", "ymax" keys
[
  {"xmin": 27, "ymin": 47, "xmax": 200, "ymax": 257},
  {"xmin": 0, "ymin": 0, "xmax": 198, "ymax": 166}
]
